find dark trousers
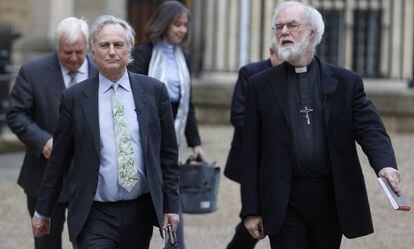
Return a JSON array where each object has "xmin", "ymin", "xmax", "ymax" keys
[
  {"xmin": 268, "ymin": 177, "xmax": 342, "ymax": 249},
  {"xmin": 227, "ymin": 221, "xmax": 258, "ymax": 249},
  {"xmin": 177, "ymin": 205, "xmax": 185, "ymax": 249},
  {"xmin": 77, "ymin": 194, "xmax": 156, "ymax": 249},
  {"xmin": 27, "ymin": 195, "xmax": 66, "ymax": 249},
  {"xmin": 227, "ymin": 186, "xmax": 258, "ymax": 249}
]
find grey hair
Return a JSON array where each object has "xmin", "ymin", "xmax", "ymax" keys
[
  {"xmin": 90, "ymin": 15, "xmax": 135, "ymax": 52},
  {"xmin": 272, "ymin": 1, "xmax": 325, "ymax": 47},
  {"xmin": 55, "ymin": 17, "xmax": 89, "ymax": 49},
  {"xmin": 145, "ymin": 1, "xmax": 190, "ymax": 45}
]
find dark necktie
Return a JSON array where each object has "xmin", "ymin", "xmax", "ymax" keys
[{"xmin": 68, "ymin": 71, "xmax": 77, "ymax": 88}]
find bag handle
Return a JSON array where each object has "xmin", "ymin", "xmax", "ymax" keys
[
  {"xmin": 185, "ymin": 155, "xmax": 216, "ymax": 167},
  {"xmin": 185, "ymin": 155, "xmax": 201, "ymax": 164}
]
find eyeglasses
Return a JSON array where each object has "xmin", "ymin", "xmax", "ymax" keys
[{"xmin": 272, "ymin": 21, "xmax": 303, "ymax": 34}]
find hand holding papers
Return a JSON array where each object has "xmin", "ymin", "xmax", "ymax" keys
[{"xmin": 378, "ymin": 177, "xmax": 411, "ymax": 211}]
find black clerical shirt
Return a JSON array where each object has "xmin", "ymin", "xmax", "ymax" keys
[{"xmin": 286, "ymin": 58, "xmax": 330, "ymax": 178}]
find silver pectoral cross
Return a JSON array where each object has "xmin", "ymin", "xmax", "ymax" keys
[{"xmin": 300, "ymin": 106, "xmax": 314, "ymax": 125}]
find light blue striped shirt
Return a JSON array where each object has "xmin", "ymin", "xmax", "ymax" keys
[{"xmin": 95, "ymin": 71, "xmax": 148, "ymax": 201}]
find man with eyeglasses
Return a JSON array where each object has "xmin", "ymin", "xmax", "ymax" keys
[
  {"xmin": 225, "ymin": 39, "xmax": 282, "ymax": 249},
  {"xmin": 241, "ymin": 1, "xmax": 403, "ymax": 249}
]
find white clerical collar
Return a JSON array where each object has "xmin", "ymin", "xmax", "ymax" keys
[{"xmin": 295, "ymin": 67, "xmax": 307, "ymax": 73}]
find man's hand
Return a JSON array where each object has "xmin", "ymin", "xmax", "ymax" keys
[
  {"xmin": 31, "ymin": 215, "xmax": 50, "ymax": 237},
  {"xmin": 244, "ymin": 215, "xmax": 265, "ymax": 240},
  {"xmin": 163, "ymin": 213, "xmax": 180, "ymax": 233},
  {"xmin": 192, "ymin": 145, "xmax": 204, "ymax": 161},
  {"xmin": 378, "ymin": 167, "xmax": 402, "ymax": 195},
  {"xmin": 42, "ymin": 138, "xmax": 53, "ymax": 159}
]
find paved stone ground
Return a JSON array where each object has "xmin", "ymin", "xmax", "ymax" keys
[{"xmin": 0, "ymin": 125, "xmax": 413, "ymax": 249}]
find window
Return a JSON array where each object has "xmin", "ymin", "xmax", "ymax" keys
[
  {"xmin": 317, "ymin": 10, "xmax": 345, "ymax": 67},
  {"xmin": 352, "ymin": 10, "xmax": 382, "ymax": 77}
]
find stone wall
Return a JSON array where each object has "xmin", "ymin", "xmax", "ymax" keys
[{"xmin": 2, "ymin": 0, "xmax": 127, "ymax": 66}]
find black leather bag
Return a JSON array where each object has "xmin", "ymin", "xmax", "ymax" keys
[{"xmin": 179, "ymin": 158, "xmax": 220, "ymax": 214}]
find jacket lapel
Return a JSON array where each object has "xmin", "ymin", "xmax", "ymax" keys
[
  {"xmin": 318, "ymin": 59, "xmax": 338, "ymax": 126},
  {"xmin": 86, "ymin": 54, "xmax": 99, "ymax": 78},
  {"xmin": 80, "ymin": 76, "xmax": 101, "ymax": 160},
  {"xmin": 47, "ymin": 53, "xmax": 66, "ymax": 93},
  {"xmin": 270, "ymin": 64, "xmax": 291, "ymax": 126},
  {"xmin": 129, "ymin": 73, "xmax": 148, "ymax": 157}
]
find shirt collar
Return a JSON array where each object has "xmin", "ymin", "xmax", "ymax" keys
[
  {"xmin": 295, "ymin": 67, "xmax": 307, "ymax": 73},
  {"xmin": 160, "ymin": 39, "xmax": 176, "ymax": 51},
  {"xmin": 60, "ymin": 57, "xmax": 88, "ymax": 75},
  {"xmin": 285, "ymin": 57, "xmax": 316, "ymax": 74},
  {"xmin": 99, "ymin": 71, "xmax": 131, "ymax": 94}
]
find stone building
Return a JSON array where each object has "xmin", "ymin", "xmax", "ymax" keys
[
  {"xmin": 191, "ymin": 0, "xmax": 414, "ymax": 80},
  {"xmin": 1, "ymin": 0, "xmax": 413, "ymax": 130}
]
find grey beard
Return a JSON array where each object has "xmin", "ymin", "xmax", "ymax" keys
[
  {"xmin": 278, "ymin": 32, "xmax": 310, "ymax": 63},
  {"xmin": 278, "ymin": 47, "xmax": 300, "ymax": 62}
]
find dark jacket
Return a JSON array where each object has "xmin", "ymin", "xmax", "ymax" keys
[
  {"xmin": 224, "ymin": 59, "xmax": 272, "ymax": 183},
  {"xmin": 241, "ymin": 58, "xmax": 397, "ymax": 239},
  {"xmin": 35, "ymin": 73, "xmax": 180, "ymax": 241},
  {"xmin": 7, "ymin": 53, "xmax": 98, "ymax": 200},
  {"xmin": 128, "ymin": 43, "xmax": 201, "ymax": 147}
]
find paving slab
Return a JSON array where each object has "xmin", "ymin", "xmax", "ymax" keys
[{"xmin": 0, "ymin": 125, "xmax": 413, "ymax": 249}]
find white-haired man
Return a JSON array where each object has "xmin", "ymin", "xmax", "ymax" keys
[
  {"xmin": 241, "ymin": 1, "xmax": 402, "ymax": 248},
  {"xmin": 7, "ymin": 17, "xmax": 97, "ymax": 249}
]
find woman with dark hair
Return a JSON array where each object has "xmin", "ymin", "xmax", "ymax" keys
[
  {"xmin": 128, "ymin": 0, "xmax": 203, "ymax": 159},
  {"xmin": 128, "ymin": 1, "xmax": 204, "ymax": 248}
]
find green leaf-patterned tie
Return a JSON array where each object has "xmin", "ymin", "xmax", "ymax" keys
[{"xmin": 112, "ymin": 83, "xmax": 138, "ymax": 192}]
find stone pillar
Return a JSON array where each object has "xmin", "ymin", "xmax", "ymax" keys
[
  {"xmin": 190, "ymin": 0, "xmax": 204, "ymax": 76},
  {"xmin": 75, "ymin": 0, "xmax": 127, "ymax": 24},
  {"xmin": 106, "ymin": 0, "xmax": 127, "ymax": 19},
  {"xmin": 12, "ymin": 0, "xmax": 127, "ymax": 66},
  {"xmin": 203, "ymin": 0, "xmax": 215, "ymax": 71},
  {"xmin": 262, "ymin": 0, "xmax": 275, "ymax": 59},
  {"xmin": 227, "ymin": 0, "xmax": 238, "ymax": 70},
  {"xmin": 49, "ymin": 0, "xmax": 74, "ymax": 38},
  {"xmin": 402, "ymin": 0, "xmax": 413, "ymax": 79},
  {"xmin": 390, "ymin": 0, "xmax": 403, "ymax": 78},
  {"xmin": 238, "ymin": 0, "xmax": 250, "ymax": 68},
  {"xmin": 249, "ymin": 0, "xmax": 262, "ymax": 62},
  {"xmin": 380, "ymin": 0, "xmax": 391, "ymax": 77},
  {"xmin": 13, "ymin": 0, "xmax": 75, "ymax": 65},
  {"xmin": 215, "ymin": 0, "xmax": 228, "ymax": 71},
  {"xmin": 344, "ymin": 0, "xmax": 355, "ymax": 70}
]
